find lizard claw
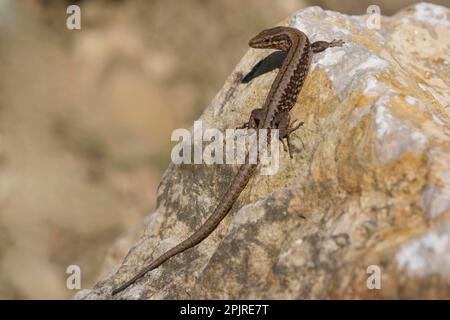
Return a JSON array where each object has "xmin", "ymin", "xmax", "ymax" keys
[
  {"xmin": 288, "ymin": 120, "xmax": 304, "ymax": 135},
  {"xmin": 281, "ymin": 139, "xmax": 288, "ymax": 152},
  {"xmin": 236, "ymin": 122, "xmax": 249, "ymax": 130},
  {"xmin": 330, "ymin": 39, "xmax": 345, "ymax": 47}
]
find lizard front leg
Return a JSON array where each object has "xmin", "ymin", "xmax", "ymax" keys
[{"xmin": 311, "ymin": 39, "xmax": 344, "ymax": 54}]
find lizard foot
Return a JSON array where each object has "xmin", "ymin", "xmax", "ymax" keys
[{"xmin": 282, "ymin": 118, "xmax": 304, "ymax": 159}]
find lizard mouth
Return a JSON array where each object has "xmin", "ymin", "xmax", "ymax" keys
[
  {"xmin": 248, "ymin": 37, "xmax": 262, "ymax": 48},
  {"xmin": 248, "ymin": 36, "xmax": 270, "ymax": 48},
  {"xmin": 248, "ymin": 26, "xmax": 289, "ymax": 49},
  {"xmin": 248, "ymin": 28, "xmax": 273, "ymax": 48}
]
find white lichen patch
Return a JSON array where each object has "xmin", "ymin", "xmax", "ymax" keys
[
  {"xmin": 364, "ymin": 76, "xmax": 388, "ymax": 97},
  {"xmin": 314, "ymin": 45, "xmax": 390, "ymax": 97},
  {"xmin": 228, "ymin": 199, "xmax": 266, "ymax": 231},
  {"xmin": 277, "ymin": 238, "xmax": 304, "ymax": 263},
  {"xmin": 421, "ymin": 148, "xmax": 450, "ymax": 219},
  {"xmin": 288, "ymin": 5, "xmax": 393, "ymax": 99},
  {"xmin": 120, "ymin": 283, "xmax": 147, "ymax": 299},
  {"xmin": 413, "ymin": 3, "xmax": 450, "ymax": 26},
  {"xmin": 278, "ymin": 248, "xmax": 294, "ymax": 262},
  {"xmin": 315, "ymin": 49, "xmax": 346, "ymax": 67},
  {"xmin": 373, "ymin": 96, "xmax": 428, "ymax": 163},
  {"xmin": 433, "ymin": 113, "xmax": 448, "ymax": 127},
  {"xmin": 396, "ymin": 221, "xmax": 450, "ymax": 283},
  {"xmin": 349, "ymin": 105, "xmax": 371, "ymax": 127},
  {"xmin": 422, "ymin": 185, "xmax": 450, "ymax": 219},
  {"xmin": 405, "ymin": 96, "xmax": 418, "ymax": 105},
  {"xmin": 73, "ymin": 289, "xmax": 94, "ymax": 300},
  {"xmin": 349, "ymin": 55, "xmax": 389, "ymax": 77}
]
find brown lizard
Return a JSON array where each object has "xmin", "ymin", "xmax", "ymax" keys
[{"xmin": 111, "ymin": 26, "xmax": 344, "ymax": 295}]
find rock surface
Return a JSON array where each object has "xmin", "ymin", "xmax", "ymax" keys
[{"xmin": 78, "ymin": 3, "xmax": 450, "ymax": 299}]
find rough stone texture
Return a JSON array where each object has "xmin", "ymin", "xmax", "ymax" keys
[{"xmin": 78, "ymin": 3, "xmax": 450, "ymax": 299}]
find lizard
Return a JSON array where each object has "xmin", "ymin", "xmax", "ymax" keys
[{"xmin": 111, "ymin": 26, "xmax": 344, "ymax": 295}]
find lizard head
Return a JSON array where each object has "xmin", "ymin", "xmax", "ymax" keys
[{"xmin": 249, "ymin": 26, "xmax": 299, "ymax": 51}]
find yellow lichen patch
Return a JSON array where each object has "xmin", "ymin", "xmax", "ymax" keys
[
  {"xmin": 378, "ymin": 70, "xmax": 407, "ymax": 92},
  {"xmin": 351, "ymin": 33, "xmax": 382, "ymax": 54},
  {"xmin": 376, "ymin": 151, "xmax": 427, "ymax": 198},
  {"xmin": 387, "ymin": 92, "xmax": 449, "ymax": 144},
  {"xmin": 336, "ymin": 114, "xmax": 376, "ymax": 194},
  {"xmin": 390, "ymin": 99, "xmax": 448, "ymax": 149},
  {"xmin": 378, "ymin": 70, "xmax": 444, "ymax": 122},
  {"xmin": 355, "ymin": 93, "xmax": 377, "ymax": 109},
  {"xmin": 294, "ymin": 68, "xmax": 337, "ymax": 119},
  {"xmin": 390, "ymin": 94, "xmax": 432, "ymax": 123}
]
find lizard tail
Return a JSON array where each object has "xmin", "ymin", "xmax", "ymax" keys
[
  {"xmin": 111, "ymin": 239, "xmax": 195, "ymax": 295},
  {"xmin": 111, "ymin": 164, "xmax": 257, "ymax": 296}
]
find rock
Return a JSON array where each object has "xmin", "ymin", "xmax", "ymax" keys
[{"xmin": 77, "ymin": 3, "xmax": 450, "ymax": 299}]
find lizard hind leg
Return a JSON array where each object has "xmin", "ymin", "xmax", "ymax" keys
[
  {"xmin": 284, "ymin": 119, "xmax": 304, "ymax": 158},
  {"xmin": 236, "ymin": 108, "xmax": 265, "ymax": 130},
  {"xmin": 273, "ymin": 112, "xmax": 304, "ymax": 158}
]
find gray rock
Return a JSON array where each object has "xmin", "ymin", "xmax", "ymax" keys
[{"xmin": 79, "ymin": 3, "xmax": 450, "ymax": 299}]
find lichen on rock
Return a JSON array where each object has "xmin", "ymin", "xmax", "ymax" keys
[{"xmin": 77, "ymin": 3, "xmax": 450, "ymax": 299}]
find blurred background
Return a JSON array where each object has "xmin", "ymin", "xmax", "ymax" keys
[{"xmin": 0, "ymin": 0, "xmax": 448, "ymax": 299}]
